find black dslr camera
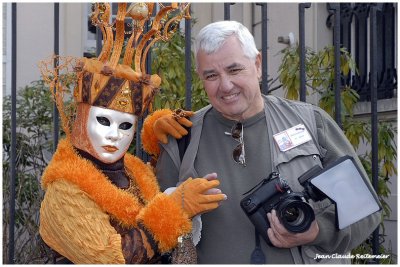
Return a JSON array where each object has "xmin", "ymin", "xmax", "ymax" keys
[
  {"xmin": 240, "ymin": 171, "xmax": 323, "ymax": 245},
  {"xmin": 240, "ymin": 156, "xmax": 382, "ymax": 246}
]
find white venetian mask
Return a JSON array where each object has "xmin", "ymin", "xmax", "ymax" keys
[{"xmin": 87, "ymin": 106, "xmax": 137, "ymax": 163}]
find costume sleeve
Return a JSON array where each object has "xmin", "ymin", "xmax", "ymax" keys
[
  {"xmin": 123, "ymin": 154, "xmax": 192, "ymax": 253},
  {"xmin": 136, "ymin": 192, "xmax": 192, "ymax": 253},
  {"xmin": 141, "ymin": 109, "xmax": 173, "ymax": 158},
  {"xmin": 305, "ymin": 107, "xmax": 381, "ymax": 253},
  {"xmin": 39, "ymin": 179, "xmax": 125, "ymax": 264}
]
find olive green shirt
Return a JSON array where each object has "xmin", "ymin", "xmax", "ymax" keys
[{"xmin": 155, "ymin": 97, "xmax": 380, "ymax": 264}]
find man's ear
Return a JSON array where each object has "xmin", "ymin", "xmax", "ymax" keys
[{"xmin": 255, "ymin": 53, "xmax": 262, "ymax": 78}]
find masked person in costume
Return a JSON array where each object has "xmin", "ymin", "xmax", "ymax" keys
[{"xmin": 38, "ymin": 3, "xmax": 226, "ymax": 264}]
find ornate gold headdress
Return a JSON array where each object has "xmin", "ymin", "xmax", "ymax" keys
[{"xmin": 39, "ymin": 2, "xmax": 190, "ymax": 137}]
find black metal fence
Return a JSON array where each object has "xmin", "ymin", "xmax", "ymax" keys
[
  {"xmin": 6, "ymin": 2, "xmax": 396, "ymax": 263},
  {"xmin": 335, "ymin": 3, "xmax": 397, "ymax": 101}
]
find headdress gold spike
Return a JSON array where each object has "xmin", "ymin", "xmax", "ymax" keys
[
  {"xmin": 90, "ymin": 3, "xmax": 112, "ymax": 63},
  {"xmin": 123, "ymin": 3, "xmax": 153, "ymax": 66},
  {"xmin": 39, "ymin": 3, "xmax": 190, "ymax": 138},
  {"xmin": 130, "ymin": 3, "xmax": 191, "ymax": 73},
  {"xmin": 136, "ymin": 3, "xmax": 191, "ymax": 73},
  {"xmin": 89, "ymin": 2, "xmax": 190, "ymax": 73}
]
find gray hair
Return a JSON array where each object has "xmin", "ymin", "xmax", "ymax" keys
[{"xmin": 194, "ymin": 21, "xmax": 259, "ymax": 67}]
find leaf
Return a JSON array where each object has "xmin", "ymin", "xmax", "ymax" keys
[{"xmin": 342, "ymin": 61, "xmax": 350, "ymax": 76}]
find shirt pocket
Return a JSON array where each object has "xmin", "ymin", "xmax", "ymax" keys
[{"xmin": 274, "ymin": 142, "xmax": 322, "ymax": 192}]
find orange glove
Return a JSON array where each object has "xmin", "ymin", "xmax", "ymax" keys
[
  {"xmin": 154, "ymin": 109, "xmax": 194, "ymax": 144},
  {"xmin": 170, "ymin": 178, "xmax": 227, "ymax": 218}
]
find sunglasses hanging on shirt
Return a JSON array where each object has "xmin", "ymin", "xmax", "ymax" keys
[{"xmin": 225, "ymin": 122, "xmax": 246, "ymax": 167}]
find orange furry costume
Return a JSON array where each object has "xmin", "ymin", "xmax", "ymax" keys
[
  {"xmin": 37, "ymin": 4, "xmax": 192, "ymax": 262},
  {"xmin": 38, "ymin": 3, "xmax": 225, "ymax": 264},
  {"xmin": 40, "ymin": 139, "xmax": 191, "ymax": 263}
]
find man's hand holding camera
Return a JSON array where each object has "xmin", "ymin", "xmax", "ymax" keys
[{"xmin": 267, "ymin": 209, "xmax": 319, "ymax": 248}]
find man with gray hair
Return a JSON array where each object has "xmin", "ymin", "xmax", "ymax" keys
[{"xmin": 143, "ymin": 20, "xmax": 381, "ymax": 264}]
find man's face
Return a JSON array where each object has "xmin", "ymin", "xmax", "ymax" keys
[
  {"xmin": 87, "ymin": 106, "xmax": 137, "ymax": 163},
  {"xmin": 196, "ymin": 36, "xmax": 263, "ymax": 121}
]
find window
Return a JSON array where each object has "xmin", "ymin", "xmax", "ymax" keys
[{"xmin": 329, "ymin": 3, "xmax": 397, "ymax": 101}]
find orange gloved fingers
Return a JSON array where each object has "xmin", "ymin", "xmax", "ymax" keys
[
  {"xmin": 176, "ymin": 110, "xmax": 194, "ymax": 126},
  {"xmin": 183, "ymin": 110, "xmax": 195, "ymax": 118},
  {"xmin": 154, "ymin": 117, "xmax": 182, "ymax": 144},
  {"xmin": 198, "ymin": 193, "xmax": 227, "ymax": 204},
  {"xmin": 170, "ymin": 178, "xmax": 226, "ymax": 218},
  {"xmin": 194, "ymin": 178, "xmax": 221, "ymax": 193},
  {"xmin": 154, "ymin": 127, "xmax": 171, "ymax": 144},
  {"xmin": 158, "ymin": 117, "xmax": 186, "ymax": 137},
  {"xmin": 178, "ymin": 178, "xmax": 218, "ymax": 193},
  {"xmin": 176, "ymin": 116, "xmax": 193, "ymax": 128},
  {"xmin": 153, "ymin": 114, "xmax": 191, "ymax": 144},
  {"xmin": 183, "ymin": 191, "xmax": 226, "ymax": 217},
  {"xmin": 167, "ymin": 117, "xmax": 189, "ymax": 136}
]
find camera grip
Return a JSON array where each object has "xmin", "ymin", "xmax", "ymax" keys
[
  {"xmin": 248, "ymin": 209, "xmax": 272, "ymax": 245},
  {"xmin": 240, "ymin": 198, "xmax": 272, "ymax": 245}
]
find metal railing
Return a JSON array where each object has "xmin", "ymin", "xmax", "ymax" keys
[{"xmin": 6, "ymin": 2, "xmax": 388, "ymax": 263}]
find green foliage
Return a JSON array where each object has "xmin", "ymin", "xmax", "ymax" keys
[
  {"xmin": 278, "ymin": 44, "xmax": 397, "ymax": 263},
  {"xmin": 355, "ymin": 121, "xmax": 397, "ymax": 263},
  {"xmin": 279, "ymin": 45, "xmax": 304, "ymax": 100},
  {"xmin": 151, "ymin": 31, "xmax": 208, "ymax": 111},
  {"xmin": 279, "ymin": 45, "xmax": 359, "ymax": 118},
  {"xmin": 3, "ymin": 81, "xmax": 55, "ymax": 263},
  {"xmin": 351, "ymin": 236, "xmax": 396, "ymax": 264}
]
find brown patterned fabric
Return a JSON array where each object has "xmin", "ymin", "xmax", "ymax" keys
[
  {"xmin": 75, "ymin": 67, "xmax": 159, "ymax": 116},
  {"xmin": 131, "ymin": 81, "xmax": 143, "ymax": 115},
  {"xmin": 81, "ymin": 72, "xmax": 93, "ymax": 103},
  {"xmin": 92, "ymin": 75, "xmax": 126, "ymax": 108},
  {"xmin": 110, "ymin": 219, "xmax": 149, "ymax": 263}
]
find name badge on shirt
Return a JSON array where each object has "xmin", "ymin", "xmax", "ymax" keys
[{"xmin": 273, "ymin": 124, "xmax": 312, "ymax": 152}]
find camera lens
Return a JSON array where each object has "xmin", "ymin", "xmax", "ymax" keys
[
  {"xmin": 283, "ymin": 206, "xmax": 304, "ymax": 224},
  {"xmin": 276, "ymin": 197, "xmax": 315, "ymax": 233}
]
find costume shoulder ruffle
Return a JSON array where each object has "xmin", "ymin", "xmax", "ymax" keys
[
  {"xmin": 40, "ymin": 179, "xmax": 125, "ymax": 263},
  {"xmin": 41, "ymin": 139, "xmax": 191, "ymax": 253}
]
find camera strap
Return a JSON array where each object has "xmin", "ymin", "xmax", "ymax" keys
[{"xmin": 250, "ymin": 230, "xmax": 266, "ymax": 264}]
